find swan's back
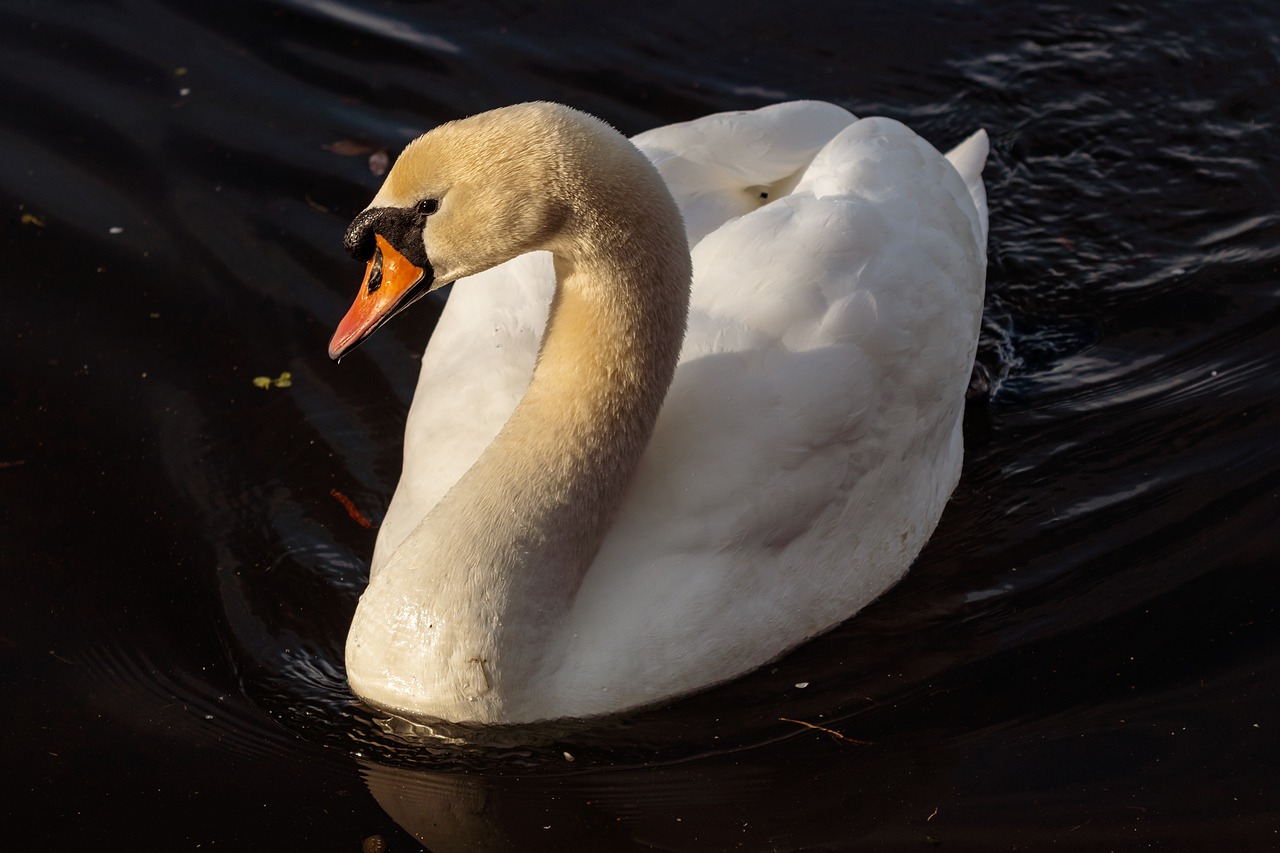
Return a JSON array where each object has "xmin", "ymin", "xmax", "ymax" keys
[{"xmin": 370, "ymin": 103, "xmax": 988, "ymax": 716}]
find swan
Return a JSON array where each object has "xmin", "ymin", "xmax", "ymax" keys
[{"xmin": 329, "ymin": 101, "xmax": 989, "ymax": 724}]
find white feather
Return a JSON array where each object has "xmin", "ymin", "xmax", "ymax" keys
[{"xmin": 357, "ymin": 102, "xmax": 988, "ymax": 721}]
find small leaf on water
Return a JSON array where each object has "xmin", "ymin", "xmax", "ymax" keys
[{"xmin": 253, "ymin": 371, "xmax": 294, "ymax": 390}]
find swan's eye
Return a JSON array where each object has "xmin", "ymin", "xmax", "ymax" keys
[{"xmin": 416, "ymin": 198, "xmax": 439, "ymax": 217}]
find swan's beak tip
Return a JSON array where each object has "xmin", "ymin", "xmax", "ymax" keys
[{"xmin": 328, "ymin": 314, "xmax": 364, "ymax": 361}]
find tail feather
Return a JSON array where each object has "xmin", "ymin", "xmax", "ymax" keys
[{"xmin": 945, "ymin": 129, "xmax": 989, "ymax": 242}]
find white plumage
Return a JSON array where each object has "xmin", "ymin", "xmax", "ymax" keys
[{"xmin": 339, "ymin": 101, "xmax": 988, "ymax": 723}]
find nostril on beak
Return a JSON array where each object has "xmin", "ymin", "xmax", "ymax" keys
[{"xmin": 366, "ymin": 247, "xmax": 384, "ymax": 294}]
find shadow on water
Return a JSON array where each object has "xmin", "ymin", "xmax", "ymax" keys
[{"xmin": 3, "ymin": 0, "xmax": 1279, "ymax": 848}]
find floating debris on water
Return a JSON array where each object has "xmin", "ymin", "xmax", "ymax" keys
[{"xmin": 252, "ymin": 371, "xmax": 292, "ymax": 389}]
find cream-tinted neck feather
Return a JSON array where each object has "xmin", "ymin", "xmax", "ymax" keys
[{"xmin": 344, "ymin": 104, "xmax": 692, "ymax": 721}]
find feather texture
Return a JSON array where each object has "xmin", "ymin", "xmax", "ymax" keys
[{"xmin": 345, "ymin": 102, "xmax": 988, "ymax": 722}]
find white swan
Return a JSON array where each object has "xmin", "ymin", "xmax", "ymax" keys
[{"xmin": 329, "ymin": 101, "xmax": 989, "ymax": 724}]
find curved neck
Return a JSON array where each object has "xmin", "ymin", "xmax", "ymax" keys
[
  {"xmin": 418, "ymin": 180, "xmax": 691, "ymax": 684},
  {"xmin": 459, "ymin": 247, "xmax": 688, "ymax": 565}
]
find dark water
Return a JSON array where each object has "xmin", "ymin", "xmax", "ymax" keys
[{"xmin": 4, "ymin": 0, "xmax": 1279, "ymax": 849}]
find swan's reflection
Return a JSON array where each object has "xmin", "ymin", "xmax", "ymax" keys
[{"xmin": 356, "ymin": 724, "xmax": 951, "ymax": 851}]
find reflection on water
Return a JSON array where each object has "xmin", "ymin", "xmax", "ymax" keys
[{"xmin": 3, "ymin": 0, "xmax": 1279, "ymax": 848}]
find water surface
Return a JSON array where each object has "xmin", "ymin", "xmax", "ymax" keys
[{"xmin": 3, "ymin": 0, "xmax": 1279, "ymax": 849}]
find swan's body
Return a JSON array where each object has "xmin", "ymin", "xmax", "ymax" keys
[{"xmin": 330, "ymin": 101, "xmax": 988, "ymax": 724}]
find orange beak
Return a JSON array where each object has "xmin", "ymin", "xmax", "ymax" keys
[{"xmin": 329, "ymin": 234, "xmax": 431, "ymax": 360}]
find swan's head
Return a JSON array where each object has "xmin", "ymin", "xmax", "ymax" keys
[{"xmin": 329, "ymin": 102, "xmax": 648, "ymax": 360}]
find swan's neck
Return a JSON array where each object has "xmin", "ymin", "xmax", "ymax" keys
[
  {"xmin": 447, "ymin": 246, "xmax": 687, "ymax": 568},
  {"xmin": 407, "ymin": 191, "xmax": 691, "ymax": 709}
]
